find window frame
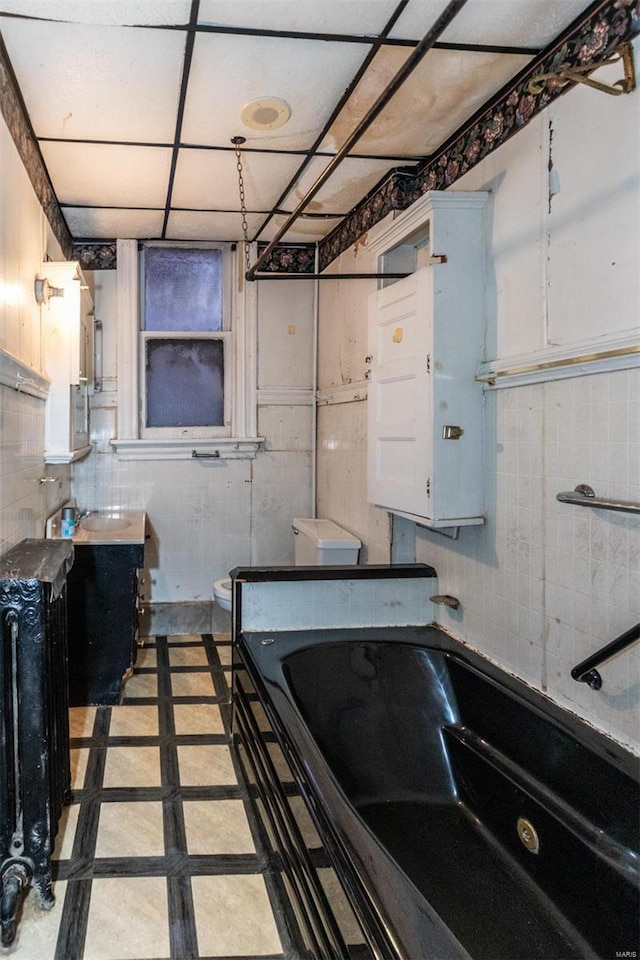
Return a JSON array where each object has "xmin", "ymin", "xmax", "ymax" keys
[
  {"xmin": 139, "ymin": 242, "xmax": 233, "ymax": 440},
  {"xmin": 113, "ymin": 238, "xmax": 262, "ymax": 461}
]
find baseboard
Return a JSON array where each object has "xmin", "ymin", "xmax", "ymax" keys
[{"xmin": 140, "ymin": 601, "xmax": 231, "ymax": 637}]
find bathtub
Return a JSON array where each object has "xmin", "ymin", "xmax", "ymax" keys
[{"xmin": 232, "ymin": 626, "xmax": 639, "ymax": 960}]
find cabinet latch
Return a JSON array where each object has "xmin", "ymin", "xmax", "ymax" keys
[{"xmin": 442, "ymin": 425, "xmax": 463, "ymax": 440}]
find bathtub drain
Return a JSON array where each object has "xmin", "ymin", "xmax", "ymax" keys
[{"xmin": 516, "ymin": 817, "xmax": 540, "ymax": 854}]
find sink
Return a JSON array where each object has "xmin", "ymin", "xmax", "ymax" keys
[
  {"xmin": 80, "ymin": 517, "xmax": 131, "ymax": 533},
  {"xmin": 46, "ymin": 507, "xmax": 146, "ymax": 545}
]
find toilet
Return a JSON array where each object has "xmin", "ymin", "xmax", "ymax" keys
[
  {"xmin": 213, "ymin": 517, "xmax": 361, "ymax": 612},
  {"xmin": 291, "ymin": 517, "xmax": 361, "ymax": 565}
]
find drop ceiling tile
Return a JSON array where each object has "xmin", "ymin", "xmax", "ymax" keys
[
  {"xmin": 166, "ymin": 211, "xmax": 266, "ymax": 242},
  {"xmin": 182, "ymin": 32, "xmax": 369, "ymax": 151},
  {"xmin": 390, "ymin": 0, "xmax": 592, "ymax": 48},
  {"xmin": 172, "ymin": 148, "xmax": 302, "ymax": 212},
  {"xmin": 0, "ymin": 19, "xmax": 184, "ymax": 142},
  {"xmin": 62, "ymin": 208, "xmax": 165, "ymax": 240},
  {"xmin": 387, "ymin": 0, "xmax": 451, "ymax": 41},
  {"xmin": 198, "ymin": 0, "xmax": 399, "ymax": 35},
  {"xmin": 0, "ymin": 1, "xmax": 192, "ymax": 25},
  {"xmin": 282, "ymin": 156, "xmax": 414, "ymax": 217},
  {"xmin": 258, "ymin": 215, "xmax": 343, "ymax": 244},
  {"xmin": 40, "ymin": 142, "xmax": 172, "ymax": 208},
  {"xmin": 321, "ymin": 47, "xmax": 532, "ymax": 157}
]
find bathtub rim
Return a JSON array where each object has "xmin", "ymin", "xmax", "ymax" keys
[{"xmin": 238, "ymin": 624, "xmax": 639, "ymax": 780}]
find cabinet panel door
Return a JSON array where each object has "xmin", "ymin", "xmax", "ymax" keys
[{"xmin": 367, "ymin": 268, "xmax": 432, "ymax": 517}]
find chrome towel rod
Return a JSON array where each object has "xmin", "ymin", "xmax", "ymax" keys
[{"xmin": 556, "ymin": 484, "xmax": 640, "ymax": 515}]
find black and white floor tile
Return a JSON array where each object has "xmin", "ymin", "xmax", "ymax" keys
[{"xmin": 8, "ymin": 634, "xmax": 294, "ymax": 960}]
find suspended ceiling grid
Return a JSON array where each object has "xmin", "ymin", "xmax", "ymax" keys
[{"xmin": 0, "ymin": 0, "xmax": 635, "ymax": 259}]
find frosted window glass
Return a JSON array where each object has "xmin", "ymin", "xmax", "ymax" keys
[
  {"xmin": 145, "ymin": 339, "xmax": 224, "ymax": 427},
  {"xmin": 144, "ymin": 247, "xmax": 223, "ymax": 331}
]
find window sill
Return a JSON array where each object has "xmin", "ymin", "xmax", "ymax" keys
[{"xmin": 110, "ymin": 438, "xmax": 264, "ymax": 461}]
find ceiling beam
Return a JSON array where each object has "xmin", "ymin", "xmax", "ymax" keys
[
  {"xmin": 160, "ymin": 0, "xmax": 199, "ymax": 238},
  {"xmin": 36, "ymin": 134, "xmax": 428, "ymax": 165}
]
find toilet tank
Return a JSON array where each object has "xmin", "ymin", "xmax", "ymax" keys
[{"xmin": 292, "ymin": 518, "xmax": 361, "ymax": 566}]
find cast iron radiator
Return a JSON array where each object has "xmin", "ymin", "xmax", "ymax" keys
[{"xmin": 0, "ymin": 538, "xmax": 74, "ymax": 947}]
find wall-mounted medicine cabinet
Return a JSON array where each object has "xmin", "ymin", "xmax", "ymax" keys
[
  {"xmin": 367, "ymin": 191, "xmax": 488, "ymax": 529},
  {"xmin": 41, "ymin": 261, "xmax": 94, "ymax": 464}
]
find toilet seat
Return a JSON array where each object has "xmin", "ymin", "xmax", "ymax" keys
[{"xmin": 213, "ymin": 577, "xmax": 232, "ymax": 612}]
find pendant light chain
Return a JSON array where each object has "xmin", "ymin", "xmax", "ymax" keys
[{"xmin": 231, "ymin": 136, "xmax": 251, "ymax": 277}]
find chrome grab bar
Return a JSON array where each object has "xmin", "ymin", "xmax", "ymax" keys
[
  {"xmin": 556, "ymin": 483, "xmax": 640, "ymax": 515},
  {"xmin": 571, "ymin": 623, "xmax": 640, "ymax": 690}
]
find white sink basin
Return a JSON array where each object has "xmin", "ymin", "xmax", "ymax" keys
[
  {"xmin": 81, "ymin": 517, "xmax": 131, "ymax": 532},
  {"xmin": 46, "ymin": 508, "xmax": 146, "ymax": 545}
]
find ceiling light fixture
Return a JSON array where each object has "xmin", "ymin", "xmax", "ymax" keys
[{"xmin": 241, "ymin": 97, "xmax": 291, "ymax": 131}]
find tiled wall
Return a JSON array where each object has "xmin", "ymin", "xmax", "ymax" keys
[
  {"xmin": 71, "ymin": 273, "xmax": 314, "ymax": 604},
  {"xmin": 0, "ymin": 114, "xmax": 69, "ymax": 554},
  {"xmin": 414, "ymin": 372, "xmax": 640, "ymax": 749},
  {"xmin": 72, "ymin": 406, "xmax": 312, "ymax": 602},
  {"xmin": 316, "ymin": 402, "xmax": 391, "ymax": 565},
  {"xmin": 316, "ymin": 70, "xmax": 640, "ymax": 751},
  {"xmin": 0, "ymin": 387, "xmax": 60, "ymax": 549},
  {"xmin": 239, "ymin": 575, "xmax": 435, "ymax": 633}
]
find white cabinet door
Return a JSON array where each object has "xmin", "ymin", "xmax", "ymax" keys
[
  {"xmin": 367, "ymin": 267, "xmax": 433, "ymax": 517},
  {"xmin": 43, "ymin": 261, "xmax": 93, "ymax": 463},
  {"xmin": 366, "ymin": 191, "xmax": 487, "ymax": 529}
]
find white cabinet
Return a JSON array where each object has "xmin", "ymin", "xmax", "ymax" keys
[
  {"xmin": 41, "ymin": 261, "xmax": 94, "ymax": 464},
  {"xmin": 367, "ymin": 192, "xmax": 487, "ymax": 528}
]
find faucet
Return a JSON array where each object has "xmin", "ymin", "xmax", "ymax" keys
[{"xmin": 76, "ymin": 508, "xmax": 94, "ymax": 521}]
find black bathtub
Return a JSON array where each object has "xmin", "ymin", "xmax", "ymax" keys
[{"xmin": 232, "ymin": 626, "xmax": 639, "ymax": 960}]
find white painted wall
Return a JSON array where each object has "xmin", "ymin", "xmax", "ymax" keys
[
  {"xmin": 0, "ymin": 114, "xmax": 69, "ymax": 552},
  {"xmin": 317, "ymin": 63, "xmax": 640, "ymax": 750},
  {"xmin": 71, "ymin": 272, "xmax": 314, "ymax": 603}
]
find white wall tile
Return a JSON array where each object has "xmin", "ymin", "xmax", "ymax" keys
[
  {"xmin": 316, "ymin": 401, "xmax": 391, "ymax": 565},
  {"xmin": 241, "ymin": 576, "xmax": 435, "ymax": 633},
  {"xmin": 0, "ymin": 114, "xmax": 70, "ymax": 556},
  {"xmin": 257, "ymin": 281, "xmax": 314, "ymax": 390},
  {"xmin": 316, "ymin": 95, "xmax": 640, "ymax": 752},
  {"xmin": 71, "ymin": 300, "xmax": 315, "ymax": 602}
]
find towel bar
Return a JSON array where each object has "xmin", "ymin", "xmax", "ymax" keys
[{"xmin": 556, "ymin": 484, "xmax": 640, "ymax": 515}]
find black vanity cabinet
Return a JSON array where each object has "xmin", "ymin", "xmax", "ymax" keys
[{"xmin": 66, "ymin": 543, "xmax": 143, "ymax": 705}]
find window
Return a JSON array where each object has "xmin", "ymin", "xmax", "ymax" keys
[
  {"xmin": 140, "ymin": 245, "xmax": 230, "ymax": 438},
  {"xmin": 114, "ymin": 239, "xmax": 260, "ymax": 460}
]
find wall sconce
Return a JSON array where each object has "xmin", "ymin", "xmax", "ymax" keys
[{"xmin": 34, "ymin": 276, "xmax": 65, "ymax": 305}]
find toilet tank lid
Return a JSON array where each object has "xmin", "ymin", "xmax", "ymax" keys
[{"xmin": 292, "ymin": 517, "xmax": 361, "ymax": 549}]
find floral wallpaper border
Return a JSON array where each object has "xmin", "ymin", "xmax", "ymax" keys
[
  {"xmin": 73, "ymin": 242, "xmax": 118, "ymax": 271},
  {"xmin": 319, "ymin": 0, "xmax": 640, "ymax": 271},
  {"xmin": 255, "ymin": 242, "xmax": 315, "ymax": 274},
  {"xmin": 71, "ymin": 240, "xmax": 317, "ymax": 273}
]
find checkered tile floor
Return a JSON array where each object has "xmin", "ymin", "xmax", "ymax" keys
[{"xmin": 11, "ymin": 634, "xmax": 292, "ymax": 960}]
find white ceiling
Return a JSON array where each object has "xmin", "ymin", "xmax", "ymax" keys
[{"xmin": 0, "ymin": 0, "xmax": 595, "ymax": 246}]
